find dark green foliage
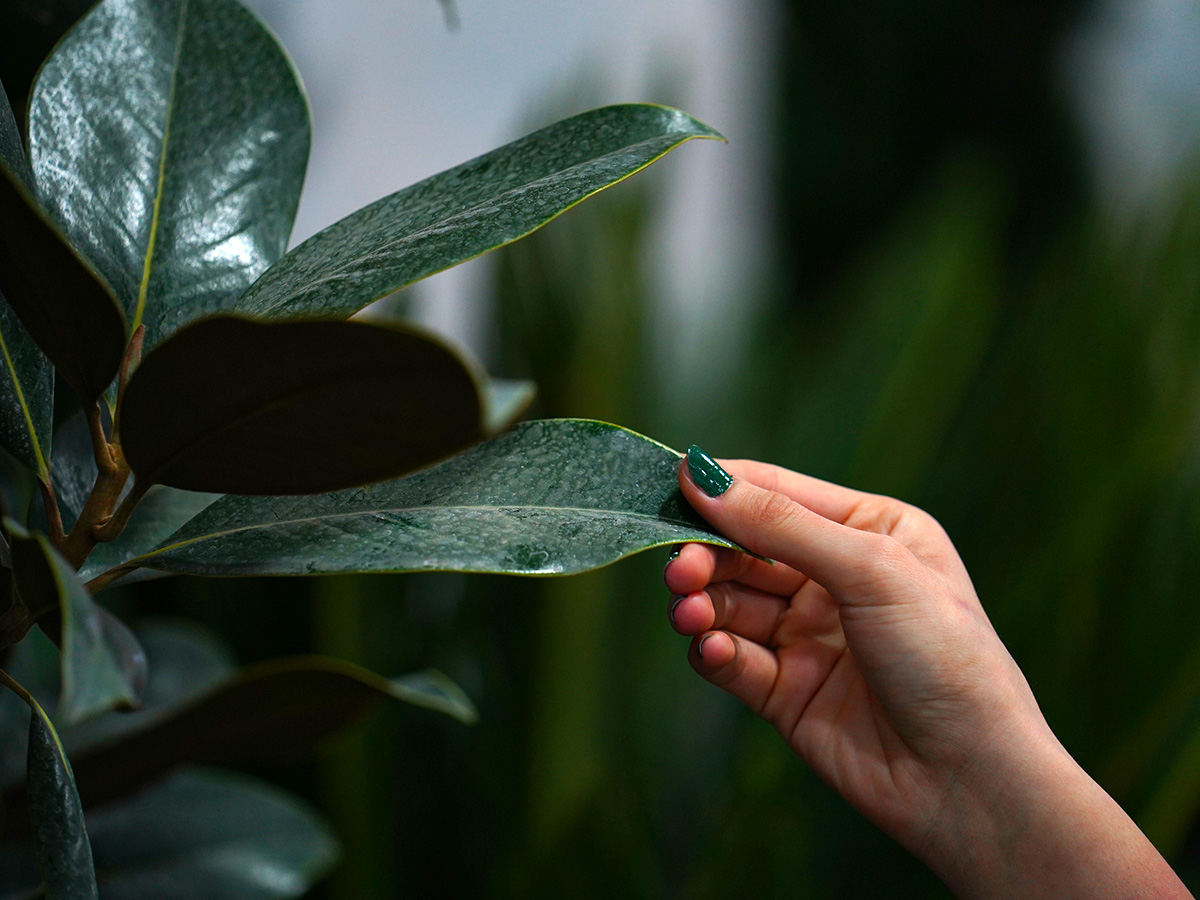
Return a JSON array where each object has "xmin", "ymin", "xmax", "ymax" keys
[{"xmin": 0, "ymin": 0, "xmax": 724, "ymax": 895}]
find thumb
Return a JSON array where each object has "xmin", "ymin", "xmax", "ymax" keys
[{"xmin": 680, "ymin": 446, "xmax": 900, "ymax": 599}]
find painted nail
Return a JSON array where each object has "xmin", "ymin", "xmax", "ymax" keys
[
  {"xmin": 669, "ymin": 594, "xmax": 685, "ymax": 625},
  {"xmin": 667, "ymin": 545, "xmax": 682, "ymax": 561},
  {"xmin": 697, "ymin": 632, "xmax": 715, "ymax": 660},
  {"xmin": 686, "ymin": 445, "xmax": 733, "ymax": 497}
]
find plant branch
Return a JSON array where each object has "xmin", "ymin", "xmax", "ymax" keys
[
  {"xmin": 0, "ymin": 667, "xmax": 35, "ymax": 707},
  {"xmin": 37, "ymin": 478, "xmax": 65, "ymax": 548},
  {"xmin": 111, "ymin": 324, "xmax": 145, "ymax": 446},
  {"xmin": 84, "ymin": 564, "xmax": 136, "ymax": 594},
  {"xmin": 93, "ymin": 477, "xmax": 150, "ymax": 544}
]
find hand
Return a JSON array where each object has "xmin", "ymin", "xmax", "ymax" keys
[{"xmin": 665, "ymin": 449, "xmax": 1192, "ymax": 900}]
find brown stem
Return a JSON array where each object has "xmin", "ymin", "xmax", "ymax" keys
[
  {"xmin": 111, "ymin": 324, "xmax": 145, "ymax": 445},
  {"xmin": 85, "ymin": 401, "xmax": 117, "ymax": 474},
  {"xmin": 36, "ymin": 478, "xmax": 65, "ymax": 547},
  {"xmin": 0, "ymin": 667, "xmax": 34, "ymax": 706},
  {"xmin": 84, "ymin": 565, "xmax": 135, "ymax": 594},
  {"xmin": 94, "ymin": 477, "xmax": 150, "ymax": 543}
]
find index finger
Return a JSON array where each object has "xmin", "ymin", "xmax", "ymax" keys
[{"xmin": 720, "ymin": 459, "xmax": 874, "ymax": 526}]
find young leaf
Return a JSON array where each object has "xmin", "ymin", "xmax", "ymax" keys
[
  {"xmin": 122, "ymin": 419, "xmax": 743, "ymax": 578},
  {"xmin": 119, "ymin": 316, "xmax": 487, "ymax": 495},
  {"xmin": 7, "ymin": 525, "xmax": 143, "ymax": 724},
  {"xmin": 28, "ymin": 0, "xmax": 311, "ymax": 352},
  {"xmin": 234, "ymin": 104, "xmax": 723, "ymax": 320},
  {"xmin": 0, "ymin": 673, "xmax": 100, "ymax": 900},
  {"xmin": 0, "ymin": 158, "xmax": 128, "ymax": 402},
  {"xmin": 20, "ymin": 657, "xmax": 475, "ymax": 812}
]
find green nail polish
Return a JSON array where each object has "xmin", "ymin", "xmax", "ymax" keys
[{"xmin": 686, "ymin": 445, "xmax": 733, "ymax": 496}]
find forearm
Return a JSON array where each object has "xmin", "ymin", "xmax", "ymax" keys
[{"xmin": 917, "ymin": 738, "xmax": 1192, "ymax": 900}]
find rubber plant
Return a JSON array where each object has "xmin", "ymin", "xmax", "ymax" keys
[{"xmin": 0, "ymin": 0, "xmax": 739, "ymax": 896}]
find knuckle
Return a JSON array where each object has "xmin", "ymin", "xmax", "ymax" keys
[
  {"xmin": 745, "ymin": 488, "xmax": 798, "ymax": 531},
  {"xmin": 863, "ymin": 533, "xmax": 916, "ymax": 578}
]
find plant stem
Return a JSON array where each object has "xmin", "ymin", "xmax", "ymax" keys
[
  {"xmin": 84, "ymin": 565, "xmax": 134, "ymax": 594},
  {"xmin": 111, "ymin": 324, "xmax": 144, "ymax": 446},
  {"xmin": 0, "ymin": 667, "xmax": 35, "ymax": 706},
  {"xmin": 37, "ymin": 478, "xmax": 65, "ymax": 548},
  {"xmin": 94, "ymin": 477, "xmax": 150, "ymax": 543}
]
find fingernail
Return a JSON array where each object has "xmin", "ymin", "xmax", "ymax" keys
[
  {"xmin": 697, "ymin": 632, "xmax": 715, "ymax": 660},
  {"xmin": 669, "ymin": 594, "xmax": 685, "ymax": 625},
  {"xmin": 686, "ymin": 445, "xmax": 733, "ymax": 497},
  {"xmin": 667, "ymin": 545, "xmax": 682, "ymax": 562}
]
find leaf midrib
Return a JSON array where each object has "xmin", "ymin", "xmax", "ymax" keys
[
  {"xmin": 136, "ymin": 502, "xmax": 707, "ymax": 562},
  {"xmin": 133, "ymin": 0, "xmax": 189, "ymax": 332}
]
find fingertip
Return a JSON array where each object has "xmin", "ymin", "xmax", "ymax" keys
[
  {"xmin": 664, "ymin": 542, "xmax": 718, "ymax": 594},
  {"xmin": 668, "ymin": 591, "xmax": 715, "ymax": 635},
  {"xmin": 693, "ymin": 630, "xmax": 735, "ymax": 669}
]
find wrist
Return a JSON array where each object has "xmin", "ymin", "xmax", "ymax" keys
[{"xmin": 916, "ymin": 730, "xmax": 1190, "ymax": 899}]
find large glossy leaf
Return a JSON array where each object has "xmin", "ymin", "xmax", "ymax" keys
[
  {"xmin": 0, "ymin": 769, "xmax": 337, "ymax": 900},
  {"xmin": 0, "ymin": 154, "xmax": 127, "ymax": 402},
  {"xmin": 121, "ymin": 419, "xmax": 742, "ymax": 578},
  {"xmin": 120, "ymin": 316, "xmax": 487, "ymax": 494},
  {"xmin": 23, "ymin": 689, "xmax": 99, "ymax": 899},
  {"xmin": 28, "ymin": 0, "xmax": 310, "ymax": 352},
  {"xmin": 51, "ymin": 657, "xmax": 475, "ymax": 810},
  {"xmin": 47, "ymin": 410, "xmax": 96, "ymax": 534},
  {"xmin": 234, "ymin": 104, "xmax": 722, "ymax": 320},
  {"xmin": 7, "ymin": 526, "xmax": 142, "ymax": 724}
]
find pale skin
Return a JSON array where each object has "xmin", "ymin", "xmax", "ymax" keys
[{"xmin": 666, "ymin": 457, "xmax": 1193, "ymax": 900}]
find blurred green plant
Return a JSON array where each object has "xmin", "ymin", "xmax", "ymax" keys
[{"xmin": 0, "ymin": 0, "xmax": 737, "ymax": 895}]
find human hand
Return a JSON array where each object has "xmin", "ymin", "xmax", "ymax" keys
[{"xmin": 665, "ymin": 447, "xmax": 1191, "ymax": 900}]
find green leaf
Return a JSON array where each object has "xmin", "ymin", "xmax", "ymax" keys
[
  {"xmin": 119, "ymin": 316, "xmax": 488, "ymax": 495},
  {"xmin": 88, "ymin": 770, "xmax": 337, "ymax": 900},
  {"xmin": 48, "ymin": 410, "xmax": 97, "ymax": 534},
  {"xmin": 124, "ymin": 419, "xmax": 742, "ymax": 578},
  {"xmin": 0, "ymin": 156, "xmax": 127, "ymax": 403},
  {"xmin": 0, "ymin": 79, "xmax": 33, "ymax": 187},
  {"xmin": 0, "ymin": 769, "xmax": 337, "ymax": 900},
  {"xmin": 51, "ymin": 657, "xmax": 475, "ymax": 810},
  {"xmin": 23, "ymin": 687, "xmax": 99, "ymax": 900},
  {"xmin": 28, "ymin": 0, "xmax": 310, "ymax": 352},
  {"xmin": 6, "ymin": 524, "xmax": 142, "ymax": 723},
  {"xmin": 234, "ymin": 104, "xmax": 722, "ymax": 320},
  {"xmin": 0, "ymin": 0, "xmax": 94, "ymax": 133}
]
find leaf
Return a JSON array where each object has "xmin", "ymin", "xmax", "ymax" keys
[
  {"xmin": 234, "ymin": 104, "xmax": 723, "ymax": 320},
  {"xmin": 6, "ymin": 524, "xmax": 142, "ymax": 723},
  {"xmin": 28, "ymin": 0, "xmax": 310, "ymax": 353},
  {"xmin": 22, "ymin": 686, "xmax": 99, "ymax": 900},
  {"xmin": 88, "ymin": 770, "xmax": 337, "ymax": 900},
  {"xmin": 48, "ymin": 657, "xmax": 475, "ymax": 811},
  {"xmin": 0, "ymin": 87, "xmax": 53, "ymax": 479},
  {"xmin": 124, "ymin": 419, "xmax": 743, "ymax": 578},
  {"xmin": 0, "ymin": 769, "xmax": 338, "ymax": 900},
  {"xmin": 48, "ymin": 410, "xmax": 97, "ymax": 534},
  {"xmin": 119, "ymin": 316, "xmax": 488, "ymax": 495},
  {"xmin": 0, "ymin": 156, "xmax": 127, "ymax": 403}
]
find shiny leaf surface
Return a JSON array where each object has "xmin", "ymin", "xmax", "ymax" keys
[
  {"xmin": 0, "ymin": 0, "xmax": 93, "ymax": 131},
  {"xmin": 0, "ymin": 157, "xmax": 127, "ymax": 402},
  {"xmin": 52, "ymin": 657, "xmax": 475, "ymax": 810},
  {"xmin": 0, "ymin": 769, "xmax": 337, "ymax": 900},
  {"xmin": 120, "ymin": 316, "xmax": 486, "ymax": 494},
  {"xmin": 235, "ymin": 104, "xmax": 722, "ymax": 320},
  {"xmin": 25, "ymin": 693, "xmax": 99, "ymax": 900},
  {"xmin": 127, "ymin": 419, "xmax": 742, "ymax": 578},
  {"xmin": 29, "ymin": 0, "xmax": 310, "ymax": 351}
]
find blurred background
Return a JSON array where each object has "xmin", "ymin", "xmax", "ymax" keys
[{"xmin": 95, "ymin": 0, "xmax": 1200, "ymax": 896}]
